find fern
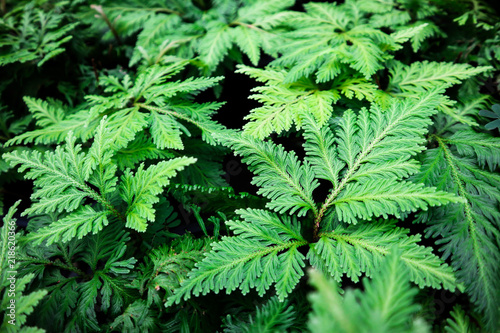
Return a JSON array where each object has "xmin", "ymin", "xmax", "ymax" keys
[
  {"xmin": 411, "ymin": 129, "xmax": 500, "ymax": 330},
  {"xmin": 236, "ymin": 65, "xmax": 376, "ymax": 139},
  {"xmin": 120, "ymin": 0, "xmax": 295, "ymax": 71},
  {"xmin": 310, "ymin": 220, "xmax": 456, "ymax": 289},
  {"xmin": 0, "ymin": 2, "xmax": 77, "ymax": 67},
  {"xmin": 444, "ymin": 306, "xmax": 480, "ymax": 333},
  {"xmin": 307, "ymin": 248, "xmax": 427, "ymax": 333},
  {"xmin": 2, "ymin": 0, "xmax": 499, "ymax": 331},
  {"xmin": 267, "ymin": 0, "xmax": 437, "ymax": 83},
  {"xmin": 1, "ymin": 202, "xmax": 47, "ymax": 332},
  {"xmin": 168, "ymin": 91, "xmax": 460, "ymax": 305},
  {"xmin": 7, "ymin": 62, "xmax": 224, "ymax": 147},
  {"xmin": 167, "ymin": 208, "xmax": 308, "ymax": 304},
  {"xmin": 3, "ymin": 118, "xmax": 196, "ymax": 243},
  {"xmin": 387, "ymin": 61, "xmax": 491, "ymax": 95},
  {"xmin": 17, "ymin": 222, "xmax": 138, "ymax": 331},
  {"xmin": 223, "ymin": 296, "xmax": 295, "ymax": 333}
]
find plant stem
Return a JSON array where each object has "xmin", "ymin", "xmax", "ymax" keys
[{"xmin": 91, "ymin": 5, "xmax": 122, "ymax": 45}]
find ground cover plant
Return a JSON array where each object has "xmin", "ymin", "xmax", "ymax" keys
[{"xmin": 0, "ymin": 0, "xmax": 499, "ymax": 332}]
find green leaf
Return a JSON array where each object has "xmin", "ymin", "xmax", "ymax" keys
[
  {"xmin": 167, "ymin": 209, "xmax": 307, "ymax": 305},
  {"xmin": 214, "ymin": 131, "xmax": 318, "ymax": 217},
  {"xmin": 121, "ymin": 157, "xmax": 197, "ymax": 232}
]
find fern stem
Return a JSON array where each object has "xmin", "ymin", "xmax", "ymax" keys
[
  {"xmin": 20, "ymin": 256, "xmax": 86, "ymax": 276},
  {"xmin": 90, "ymin": 5, "xmax": 122, "ymax": 45},
  {"xmin": 434, "ymin": 135, "xmax": 489, "ymax": 298},
  {"xmin": 230, "ymin": 21, "xmax": 276, "ymax": 36},
  {"xmin": 79, "ymin": 182, "xmax": 126, "ymax": 222},
  {"xmin": 320, "ymin": 231, "xmax": 389, "ymax": 255}
]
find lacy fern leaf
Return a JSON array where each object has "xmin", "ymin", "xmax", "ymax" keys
[
  {"xmin": 269, "ymin": 1, "xmax": 399, "ymax": 82},
  {"xmin": 120, "ymin": 157, "xmax": 196, "ymax": 232},
  {"xmin": 309, "ymin": 220, "xmax": 456, "ymax": 290},
  {"xmin": 167, "ymin": 208, "xmax": 307, "ymax": 305},
  {"xmin": 412, "ymin": 130, "xmax": 500, "ymax": 330},
  {"xmin": 308, "ymin": 248, "xmax": 424, "ymax": 333},
  {"xmin": 214, "ymin": 131, "xmax": 319, "ymax": 217},
  {"xmin": 170, "ymin": 91, "xmax": 461, "ymax": 305},
  {"xmin": 223, "ymin": 296, "xmax": 296, "ymax": 333},
  {"xmin": 310, "ymin": 90, "xmax": 462, "ymax": 230},
  {"xmin": 4, "ymin": 119, "xmax": 197, "ymax": 244}
]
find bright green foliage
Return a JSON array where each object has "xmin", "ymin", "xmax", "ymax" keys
[
  {"xmin": 237, "ymin": 65, "xmax": 376, "ymax": 139},
  {"xmin": 310, "ymin": 220, "xmax": 456, "ymax": 289},
  {"xmin": 167, "ymin": 91, "xmax": 463, "ymax": 305},
  {"xmin": 307, "ymin": 249, "xmax": 426, "ymax": 333},
  {"xmin": 1, "ymin": 202, "xmax": 47, "ymax": 332},
  {"xmin": 16, "ymin": 222, "xmax": 138, "ymax": 331},
  {"xmin": 444, "ymin": 306, "xmax": 480, "ymax": 333},
  {"xmin": 120, "ymin": 157, "xmax": 197, "ymax": 231},
  {"xmin": 215, "ymin": 132, "xmax": 319, "ymax": 217},
  {"xmin": 7, "ymin": 62, "xmax": 224, "ymax": 147},
  {"xmin": 268, "ymin": 0, "xmax": 436, "ymax": 83},
  {"xmin": 3, "ymin": 119, "xmax": 196, "ymax": 243},
  {"xmin": 1, "ymin": 0, "xmax": 499, "ymax": 331},
  {"xmin": 223, "ymin": 296, "xmax": 296, "ymax": 333},
  {"xmin": 168, "ymin": 208, "xmax": 308, "ymax": 304},
  {"xmin": 358, "ymin": 0, "xmax": 443, "ymax": 52},
  {"xmin": 453, "ymin": 0, "xmax": 497, "ymax": 30},
  {"xmin": 101, "ymin": 0, "xmax": 295, "ymax": 71},
  {"xmin": 415, "ymin": 131, "xmax": 500, "ymax": 327},
  {"xmin": 387, "ymin": 61, "xmax": 491, "ymax": 98},
  {"xmin": 169, "ymin": 210, "xmax": 456, "ymax": 305},
  {"xmin": 0, "ymin": 2, "xmax": 77, "ymax": 67},
  {"xmin": 311, "ymin": 91, "xmax": 463, "ymax": 225},
  {"xmin": 412, "ymin": 130, "xmax": 500, "ymax": 330},
  {"xmin": 239, "ymin": 61, "xmax": 489, "ymax": 139}
]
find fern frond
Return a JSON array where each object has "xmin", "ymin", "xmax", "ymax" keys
[
  {"xmin": 388, "ymin": 61, "xmax": 492, "ymax": 94},
  {"xmin": 269, "ymin": 1, "xmax": 405, "ymax": 82},
  {"xmin": 308, "ymin": 220, "xmax": 456, "ymax": 289},
  {"xmin": 412, "ymin": 134, "xmax": 500, "ymax": 330},
  {"xmin": 197, "ymin": 24, "xmax": 233, "ymax": 70},
  {"xmin": 167, "ymin": 209, "xmax": 307, "ymax": 305},
  {"xmin": 1, "ymin": 203, "xmax": 47, "ymax": 332},
  {"xmin": 307, "ymin": 248, "xmax": 424, "ymax": 333},
  {"xmin": 214, "ymin": 131, "xmax": 318, "ymax": 217},
  {"xmin": 148, "ymin": 110, "xmax": 184, "ymax": 150},
  {"xmin": 223, "ymin": 296, "xmax": 295, "ymax": 333},
  {"xmin": 113, "ymin": 133, "xmax": 174, "ymax": 170},
  {"xmin": 4, "ymin": 134, "xmax": 95, "ymax": 215},
  {"xmin": 0, "ymin": 6, "xmax": 77, "ymax": 67},
  {"xmin": 444, "ymin": 306, "xmax": 479, "ymax": 333},
  {"xmin": 236, "ymin": 65, "xmax": 342, "ymax": 139},
  {"xmin": 5, "ymin": 108, "xmax": 96, "ymax": 146},
  {"xmin": 315, "ymin": 91, "xmax": 462, "ymax": 228},
  {"xmin": 120, "ymin": 157, "xmax": 196, "ymax": 232},
  {"xmin": 4, "ymin": 120, "xmax": 132, "ymax": 244},
  {"xmin": 333, "ymin": 180, "xmax": 459, "ymax": 224},
  {"xmin": 301, "ymin": 112, "xmax": 342, "ymax": 187},
  {"xmin": 24, "ymin": 207, "xmax": 109, "ymax": 246},
  {"xmin": 23, "ymin": 97, "xmax": 65, "ymax": 128},
  {"xmin": 443, "ymin": 130, "xmax": 500, "ymax": 170},
  {"xmin": 109, "ymin": 300, "xmax": 157, "ymax": 332}
]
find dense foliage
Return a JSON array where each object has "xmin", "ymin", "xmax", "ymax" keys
[{"xmin": 1, "ymin": 0, "xmax": 499, "ymax": 332}]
